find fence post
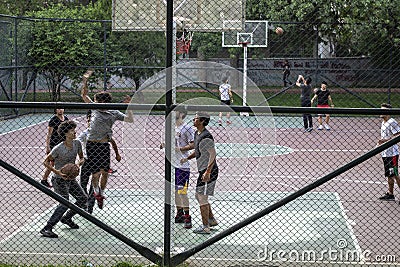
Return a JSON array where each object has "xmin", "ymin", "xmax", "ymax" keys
[
  {"xmin": 163, "ymin": 0, "xmax": 174, "ymax": 266},
  {"xmin": 103, "ymin": 20, "xmax": 108, "ymax": 91}
]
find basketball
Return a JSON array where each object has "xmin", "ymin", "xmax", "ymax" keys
[
  {"xmin": 60, "ymin": 163, "xmax": 80, "ymax": 180},
  {"xmin": 275, "ymin": 27, "xmax": 284, "ymax": 35}
]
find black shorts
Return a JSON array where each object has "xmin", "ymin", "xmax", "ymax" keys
[
  {"xmin": 196, "ymin": 168, "xmax": 218, "ymax": 196},
  {"xmin": 86, "ymin": 141, "xmax": 111, "ymax": 174},
  {"xmin": 383, "ymin": 155, "xmax": 399, "ymax": 177},
  {"xmin": 220, "ymin": 100, "xmax": 231, "ymax": 105}
]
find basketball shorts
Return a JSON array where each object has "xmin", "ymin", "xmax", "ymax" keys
[
  {"xmin": 86, "ymin": 141, "xmax": 111, "ymax": 174},
  {"xmin": 383, "ymin": 155, "xmax": 399, "ymax": 177},
  {"xmin": 175, "ymin": 168, "xmax": 190, "ymax": 195},
  {"xmin": 317, "ymin": 104, "xmax": 330, "ymax": 116},
  {"xmin": 196, "ymin": 168, "xmax": 218, "ymax": 196},
  {"xmin": 220, "ymin": 100, "xmax": 231, "ymax": 105}
]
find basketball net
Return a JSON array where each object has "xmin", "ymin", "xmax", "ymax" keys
[{"xmin": 176, "ymin": 29, "xmax": 193, "ymax": 56}]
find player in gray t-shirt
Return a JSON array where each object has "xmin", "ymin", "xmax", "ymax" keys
[
  {"xmin": 40, "ymin": 121, "xmax": 87, "ymax": 238},
  {"xmin": 181, "ymin": 112, "xmax": 219, "ymax": 234},
  {"xmin": 81, "ymin": 70, "xmax": 134, "ymax": 209}
]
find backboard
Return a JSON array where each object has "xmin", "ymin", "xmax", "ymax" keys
[
  {"xmin": 112, "ymin": 0, "xmax": 245, "ymax": 32},
  {"xmin": 222, "ymin": 20, "xmax": 271, "ymax": 47}
]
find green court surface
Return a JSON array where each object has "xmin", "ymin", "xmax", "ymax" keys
[
  {"xmin": 216, "ymin": 143, "xmax": 293, "ymax": 157},
  {"xmin": 0, "ymin": 113, "xmax": 51, "ymax": 133},
  {"xmin": 0, "ymin": 113, "xmax": 302, "ymax": 133},
  {"xmin": 0, "ymin": 190, "xmax": 360, "ymax": 265}
]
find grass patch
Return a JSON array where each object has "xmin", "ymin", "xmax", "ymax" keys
[{"xmin": 2, "ymin": 87, "xmax": 396, "ymax": 109}]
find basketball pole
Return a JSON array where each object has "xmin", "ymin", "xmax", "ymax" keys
[
  {"xmin": 242, "ymin": 42, "xmax": 248, "ymax": 106},
  {"xmin": 241, "ymin": 42, "xmax": 249, "ymax": 116}
]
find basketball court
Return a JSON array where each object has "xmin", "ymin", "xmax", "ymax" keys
[
  {"xmin": 0, "ymin": 189, "xmax": 359, "ymax": 264},
  {"xmin": 0, "ymin": 112, "xmax": 398, "ymax": 266},
  {"xmin": 0, "ymin": 1, "xmax": 398, "ymax": 265}
]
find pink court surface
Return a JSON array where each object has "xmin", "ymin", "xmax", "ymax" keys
[{"xmin": 0, "ymin": 113, "xmax": 399, "ymax": 265}]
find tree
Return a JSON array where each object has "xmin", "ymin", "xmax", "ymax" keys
[
  {"xmin": 24, "ymin": 4, "xmax": 104, "ymax": 100},
  {"xmin": 106, "ymin": 31, "xmax": 166, "ymax": 90},
  {"xmin": 245, "ymin": 0, "xmax": 400, "ymax": 60}
]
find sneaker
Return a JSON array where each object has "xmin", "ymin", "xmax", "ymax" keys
[
  {"xmin": 60, "ymin": 217, "xmax": 79, "ymax": 229},
  {"xmin": 324, "ymin": 124, "xmax": 331, "ymax": 130},
  {"xmin": 307, "ymin": 127, "xmax": 313, "ymax": 132},
  {"xmin": 174, "ymin": 214, "xmax": 185, "ymax": 223},
  {"xmin": 226, "ymin": 120, "xmax": 232, "ymax": 125},
  {"xmin": 208, "ymin": 218, "xmax": 218, "ymax": 227},
  {"xmin": 108, "ymin": 169, "xmax": 117, "ymax": 174},
  {"xmin": 218, "ymin": 120, "xmax": 222, "ymax": 126},
  {"xmin": 183, "ymin": 215, "xmax": 192, "ymax": 229},
  {"xmin": 40, "ymin": 180, "xmax": 52, "ymax": 188},
  {"xmin": 379, "ymin": 192, "xmax": 395, "ymax": 201},
  {"xmin": 94, "ymin": 192, "xmax": 105, "ymax": 209},
  {"xmin": 193, "ymin": 225, "xmax": 211, "ymax": 234},
  {"xmin": 318, "ymin": 125, "xmax": 323, "ymax": 130},
  {"xmin": 40, "ymin": 227, "xmax": 58, "ymax": 238}
]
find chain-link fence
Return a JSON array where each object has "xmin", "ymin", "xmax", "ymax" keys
[
  {"xmin": 1, "ymin": 1, "xmax": 400, "ymax": 266},
  {"xmin": 1, "ymin": 102, "xmax": 400, "ymax": 267},
  {"xmin": 0, "ymin": 7, "xmax": 399, "ymax": 115}
]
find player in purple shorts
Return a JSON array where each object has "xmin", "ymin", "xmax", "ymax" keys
[{"xmin": 161, "ymin": 110, "xmax": 194, "ymax": 228}]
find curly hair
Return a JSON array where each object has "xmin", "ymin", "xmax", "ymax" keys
[
  {"xmin": 57, "ymin": 120, "xmax": 77, "ymax": 141},
  {"xmin": 94, "ymin": 92, "xmax": 112, "ymax": 103}
]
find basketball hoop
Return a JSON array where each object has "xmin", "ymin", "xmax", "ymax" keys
[
  {"xmin": 238, "ymin": 41, "xmax": 250, "ymax": 47},
  {"xmin": 176, "ymin": 30, "xmax": 193, "ymax": 56}
]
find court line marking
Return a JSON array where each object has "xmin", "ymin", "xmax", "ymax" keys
[
  {"xmin": 336, "ymin": 192, "xmax": 365, "ymax": 263},
  {"xmin": 0, "ymin": 145, "xmax": 372, "ymax": 155},
  {"xmin": 294, "ymin": 148, "xmax": 370, "ymax": 153},
  {"xmin": 0, "ymin": 205, "xmax": 55, "ymax": 244},
  {"xmin": 0, "ymin": 115, "xmax": 87, "ymax": 137},
  {"xmin": 0, "ymin": 119, "xmax": 48, "ymax": 137},
  {"xmin": 1, "ymin": 146, "xmax": 370, "ymax": 154},
  {"xmin": 0, "ymin": 190, "xmax": 377, "ymax": 265}
]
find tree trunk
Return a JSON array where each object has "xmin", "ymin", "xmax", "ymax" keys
[{"xmin": 133, "ymin": 76, "xmax": 144, "ymax": 103}]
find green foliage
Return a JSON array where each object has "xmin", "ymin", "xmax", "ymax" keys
[
  {"xmin": 106, "ymin": 31, "xmax": 165, "ymax": 88},
  {"xmin": 0, "ymin": 0, "xmax": 90, "ymax": 16},
  {"xmin": 190, "ymin": 32, "xmax": 221, "ymax": 59},
  {"xmin": 244, "ymin": 0, "xmax": 400, "ymax": 61},
  {"xmin": 22, "ymin": 4, "xmax": 104, "ymax": 100}
]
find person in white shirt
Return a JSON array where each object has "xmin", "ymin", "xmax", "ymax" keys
[
  {"xmin": 161, "ymin": 110, "xmax": 195, "ymax": 228},
  {"xmin": 218, "ymin": 78, "xmax": 233, "ymax": 126},
  {"xmin": 377, "ymin": 103, "xmax": 400, "ymax": 201}
]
